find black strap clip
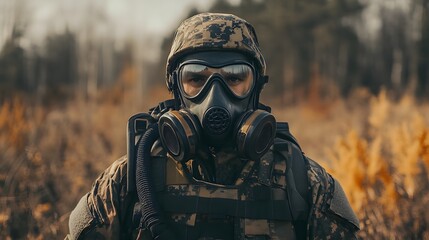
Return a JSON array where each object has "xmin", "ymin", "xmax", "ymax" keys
[{"xmin": 149, "ymin": 99, "xmax": 178, "ymax": 119}]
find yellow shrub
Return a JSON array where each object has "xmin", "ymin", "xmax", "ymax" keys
[
  {"xmin": 2, "ymin": 89, "xmax": 429, "ymax": 239},
  {"xmin": 326, "ymin": 91, "xmax": 429, "ymax": 238}
]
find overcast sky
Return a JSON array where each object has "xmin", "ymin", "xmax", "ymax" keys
[
  {"xmin": 0, "ymin": 0, "xmax": 411, "ymax": 60},
  {"xmin": 0, "ymin": 0, "xmax": 219, "ymax": 58}
]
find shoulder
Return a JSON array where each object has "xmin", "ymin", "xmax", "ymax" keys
[
  {"xmin": 306, "ymin": 157, "xmax": 330, "ymax": 188},
  {"xmin": 86, "ymin": 155, "xmax": 129, "ymax": 212},
  {"xmin": 88, "ymin": 155, "xmax": 128, "ymax": 201},
  {"xmin": 274, "ymin": 122, "xmax": 360, "ymax": 237},
  {"xmin": 306, "ymin": 157, "xmax": 360, "ymax": 238},
  {"xmin": 99, "ymin": 155, "xmax": 128, "ymax": 183},
  {"xmin": 68, "ymin": 156, "xmax": 131, "ymax": 240},
  {"xmin": 87, "ymin": 155, "xmax": 136, "ymax": 220}
]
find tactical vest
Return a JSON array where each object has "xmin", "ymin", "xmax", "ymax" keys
[{"xmin": 133, "ymin": 122, "xmax": 310, "ymax": 240}]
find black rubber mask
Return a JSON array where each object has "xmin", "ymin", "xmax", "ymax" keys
[
  {"xmin": 179, "ymin": 52, "xmax": 255, "ymax": 145},
  {"xmin": 158, "ymin": 52, "xmax": 276, "ymax": 162},
  {"xmin": 186, "ymin": 77, "xmax": 250, "ymax": 145}
]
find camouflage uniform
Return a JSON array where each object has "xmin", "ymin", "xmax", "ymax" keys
[
  {"xmin": 66, "ymin": 136, "xmax": 359, "ymax": 239},
  {"xmin": 66, "ymin": 13, "xmax": 359, "ymax": 240}
]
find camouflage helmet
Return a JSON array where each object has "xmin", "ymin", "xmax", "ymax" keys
[{"xmin": 166, "ymin": 12, "xmax": 266, "ymax": 91}]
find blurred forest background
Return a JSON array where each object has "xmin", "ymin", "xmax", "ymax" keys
[{"xmin": 1, "ymin": 0, "xmax": 429, "ymax": 239}]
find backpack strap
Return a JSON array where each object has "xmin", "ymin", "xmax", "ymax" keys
[
  {"xmin": 274, "ymin": 122, "xmax": 310, "ymax": 239},
  {"xmin": 272, "ymin": 142, "xmax": 309, "ymax": 220},
  {"xmin": 276, "ymin": 122, "xmax": 302, "ymax": 152},
  {"xmin": 275, "ymin": 122, "xmax": 308, "ymax": 199},
  {"xmin": 126, "ymin": 112, "xmax": 155, "ymax": 193},
  {"xmin": 127, "ymin": 99, "xmax": 177, "ymax": 193}
]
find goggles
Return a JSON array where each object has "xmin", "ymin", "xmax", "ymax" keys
[{"xmin": 177, "ymin": 60, "xmax": 255, "ymax": 99}]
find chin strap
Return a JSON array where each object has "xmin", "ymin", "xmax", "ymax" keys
[{"xmin": 254, "ymin": 75, "xmax": 270, "ymax": 112}]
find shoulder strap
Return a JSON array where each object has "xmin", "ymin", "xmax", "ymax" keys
[
  {"xmin": 273, "ymin": 123, "xmax": 310, "ymax": 239},
  {"xmin": 127, "ymin": 99, "xmax": 177, "ymax": 193},
  {"xmin": 273, "ymin": 122, "xmax": 310, "ymax": 220},
  {"xmin": 127, "ymin": 112, "xmax": 155, "ymax": 193},
  {"xmin": 276, "ymin": 122, "xmax": 302, "ymax": 152}
]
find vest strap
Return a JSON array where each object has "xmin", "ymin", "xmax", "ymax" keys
[
  {"xmin": 258, "ymin": 151, "xmax": 274, "ymax": 187},
  {"xmin": 159, "ymin": 189, "xmax": 293, "ymax": 221},
  {"xmin": 276, "ymin": 141, "xmax": 309, "ymax": 221}
]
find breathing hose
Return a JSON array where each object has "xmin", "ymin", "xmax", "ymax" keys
[{"xmin": 135, "ymin": 123, "xmax": 175, "ymax": 239}]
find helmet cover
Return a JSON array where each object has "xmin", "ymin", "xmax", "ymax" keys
[{"xmin": 166, "ymin": 12, "xmax": 266, "ymax": 90}]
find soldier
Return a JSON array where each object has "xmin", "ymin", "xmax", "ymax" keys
[{"xmin": 66, "ymin": 12, "xmax": 360, "ymax": 240}]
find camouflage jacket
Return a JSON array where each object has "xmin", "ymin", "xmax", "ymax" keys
[{"xmin": 66, "ymin": 133, "xmax": 359, "ymax": 240}]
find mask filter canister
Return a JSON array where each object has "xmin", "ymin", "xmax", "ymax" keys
[
  {"xmin": 158, "ymin": 110, "xmax": 201, "ymax": 162},
  {"xmin": 159, "ymin": 109, "xmax": 276, "ymax": 162},
  {"xmin": 236, "ymin": 110, "xmax": 276, "ymax": 160}
]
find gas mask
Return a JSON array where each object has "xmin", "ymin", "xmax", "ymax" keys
[{"xmin": 158, "ymin": 52, "xmax": 276, "ymax": 162}]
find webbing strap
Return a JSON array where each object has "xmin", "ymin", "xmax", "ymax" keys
[
  {"xmin": 276, "ymin": 141, "xmax": 309, "ymax": 221},
  {"xmin": 276, "ymin": 122, "xmax": 302, "ymax": 151},
  {"xmin": 258, "ymin": 151, "xmax": 273, "ymax": 186},
  {"xmin": 159, "ymin": 193, "xmax": 293, "ymax": 221}
]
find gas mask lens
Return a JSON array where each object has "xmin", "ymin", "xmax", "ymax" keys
[{"xmin": 179, "ymin": 63, "xmax": 254, "ymax": 98}]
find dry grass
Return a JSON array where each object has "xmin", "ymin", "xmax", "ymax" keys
[
  {"xmin": 321, "ymin": 91, "xmax": 429, "ymax": 239},
  {"xmin": 0, "ymin": 86, "xmax": 170, "ymax": 239},
  {"xmin": 1, "ymin": 86, "xmax": 429, "ymax": 239}
]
